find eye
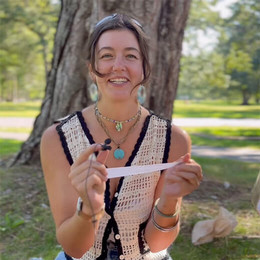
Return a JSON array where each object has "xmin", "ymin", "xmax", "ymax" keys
[
  {"xmin": 100, "ymin": 53, "xmax": 113, "ymax": 59},
  {"xmin": 127, "ymin": 54, "xmax": 138, "ymax": 59}
]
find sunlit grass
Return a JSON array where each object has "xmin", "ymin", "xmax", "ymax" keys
[
  {"xmin": 193, "ymin": 156, "xmax": 259, "ymax": 187},
  {"xmin": 0, "ymin": 127, "xmax": 31, "ymax": 133},
  {"xmin": 0, "ymin": 101, "xmax": 41, "ymax": 117},
  {"xmin": 183, "ymin": 127, "xmax": 260, "ymax": 149},
  {"xmin": 184, "ymin": 127, "xmax": 260, "ymax": 137},
  {"xmin": 189, "ymin": 134, "xmax": 260, "ymax": 149},
  {"xmin": 174, "ymin": 100, "xmax": 260, "ymax": 118},
  {"xmin": 1, "ymin": 100, "xmax": 259, "ymax": 119},
  {"xmin": 0, "ymin": 139, "xmax": 23, "ymax": 157}
]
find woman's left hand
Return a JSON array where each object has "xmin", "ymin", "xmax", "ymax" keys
[{"xmin": 160, "ymin": 153, "xmax": 203, "ymax": 202}]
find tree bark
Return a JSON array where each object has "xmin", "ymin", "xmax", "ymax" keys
[{"xmin": 11, "ymin": 0, "xmax": 191, "ymax": 165}]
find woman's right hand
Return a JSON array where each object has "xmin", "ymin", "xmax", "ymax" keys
[{"xmin": 69, "ymin": 144, "xmax": 109, "ymax": 215}]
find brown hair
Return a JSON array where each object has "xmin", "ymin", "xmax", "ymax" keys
[{"xmin": 87, "ymin": 13, "xmax": 151, "ymax": 86}]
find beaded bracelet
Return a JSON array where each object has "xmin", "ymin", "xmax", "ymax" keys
[
  {"xmin": 154, "ymin": 198, "xmax": 180, "ymax": 218},
  {"xmin": 151, "ymin": 208, "xmax": 180, "ymax": 232}
]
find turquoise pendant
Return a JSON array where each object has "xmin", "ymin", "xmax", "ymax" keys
[{"xmin": 114, "ymin": 148, "xmax": 125, "ymax": 160}]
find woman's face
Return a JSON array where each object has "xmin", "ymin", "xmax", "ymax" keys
[{"xmin": 90, "ymin": 29, "xmax": 143, "ymax": 102}]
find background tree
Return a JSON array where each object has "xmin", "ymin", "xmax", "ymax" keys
[
  {"xmin": 220, "ymin": 0, "xmax": 260, "ymax": 105},
  {"xmin": 178, "ymin": 0, "xmax": 259, "ymax": 104},
  {"xmin": 0, "ymin": 0, "xmax": 59, "ymax": 101},
  {"xmin": 12, "ymin": 0, "xmax": 191, "ymax": 165}
]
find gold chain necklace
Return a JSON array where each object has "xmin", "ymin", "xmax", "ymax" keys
[
  {"xmin": 95, "ymin": 108, "xmax": 141, "ymax": 160},
  {"xmin": 95, "ymin": 103, "xmax": 141, "ymax": 132}
]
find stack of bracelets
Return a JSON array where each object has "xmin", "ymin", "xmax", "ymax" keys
[{"xmin": 152, "ymin": 198, "xmax": 180, "ymax": 232}]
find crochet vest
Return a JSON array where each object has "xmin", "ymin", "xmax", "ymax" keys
[{"xmin": 56, "ymin": 111, "xmax": 172, "ymax": 260}]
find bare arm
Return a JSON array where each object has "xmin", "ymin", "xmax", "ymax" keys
[
  {"xmin": 40, "ymin": 125, "xmax": 109, "ymax": 258},
  {"xmin": 144, "ymin": 125, "xmax": 202, "ymax": 252}
]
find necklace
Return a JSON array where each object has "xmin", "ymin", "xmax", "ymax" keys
[
  {"xmin": 95, "ymin": 108, "xmax": 141, "ymax": 160},
  {"xmin": 95, "ymin": 103, "xmax": 141, "ymax": 132}
]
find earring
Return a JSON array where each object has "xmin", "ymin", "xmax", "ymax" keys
[
  {"xmin": 137, "ymin": 85, "xmax": 146, "ymax": 105},
  {"xmin": 89, "ymin": 83, "xmax": 98, "ymax": 102}
]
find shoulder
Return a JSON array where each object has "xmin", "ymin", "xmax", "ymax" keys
[
  {"xmin": 40, "ymin": 124, "xmax": 61, "ymax": 158},
  {"xmin": 168, "ymin": 124, "xmax": 191, "ymax": 161}
]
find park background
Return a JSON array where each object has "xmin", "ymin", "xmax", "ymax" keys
[{"xmin": 0, "ymin": 0, "xmax": 259, "ymax": 259}]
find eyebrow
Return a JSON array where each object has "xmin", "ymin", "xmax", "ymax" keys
[{"xmin": 97, "ymin": 46, "xmax": 141, "ymax": 54}]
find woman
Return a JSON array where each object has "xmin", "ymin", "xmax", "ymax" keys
[{"xmin": 41, "ymin": 13, "xmax": 203, "ymax": 260}]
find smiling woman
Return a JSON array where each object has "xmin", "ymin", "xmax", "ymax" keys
[
  {"xmin": 89, "ymin": 29, "xmax": 144, "ymax": 103},
  {"xmin": 40, "ymin": 13, "xmax": 202, "ymax": 260}
]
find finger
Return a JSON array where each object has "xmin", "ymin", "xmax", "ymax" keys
[
  {"xmin": 174, "ymin": 153, "xmax": 191, "ymax": 164},
  {"xmin": 72, "ymin": 143, "xmax": 102, "ymax": 168},
  {"xmin": 87, "ymin": 169, "xmax": 108, "ymax": 182},
  {"xmin": 167, "ymin": 171, "xmax": 201, "ymax": 186},
  {"xmin": 174, "ymin": 164, "xmax": 203, "ymax": 180},
  {"xmin": 96, "ymin": 149, "xmax": 110, "ymax": 165},
  {"xmin": 72, "ymin": 168, "xmax": 107, "ymax": 187},
  {"xmin": 87, "ymin": 174, "xmax": 106, "ymax": 194},
  {"xmin": 72, "ymin": 159, "xmax": 107, "ymax": 176}
]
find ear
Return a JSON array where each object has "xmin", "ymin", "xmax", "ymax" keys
[{"xmin": 88, "ymin": 63, "xmax": 96, "ymax": 82}]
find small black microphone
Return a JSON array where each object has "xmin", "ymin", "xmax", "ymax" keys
[{"xmin": 101, "ymin": 138, "xmax": 112, "ymax": 151}]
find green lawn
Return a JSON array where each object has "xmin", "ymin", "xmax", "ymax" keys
[
  {"xmin": 0, "ymin": 100, "xmax": 259, "ymax": 119},
  {"xmin": 183, "ymin": 127, "xmax": 260, "ymax": 149},
  {"xmin": 1, "ymin": 157, "xmax": 259, "ymax": 260},
  {"xmin": 0, "ymin": 101, "xmax": 41, "ymax": 117},
  {"xmin": 0, "ymin": 139, "xmax": 23, "ymax": 157},
  {"xmin": 0, "ymin": 100, "xmax": 259, "ymax": 259},
  {"xmin": 170, "ymin": 157, "xmax": 260, "ymax": 260},
  {"xmin": 174, "ymin": 100, "xmax": 260, "ymax": 118}
]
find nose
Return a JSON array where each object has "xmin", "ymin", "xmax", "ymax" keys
[{"xmin": 112, "ymin": 56, "xmax": 126, "ymax": 71}]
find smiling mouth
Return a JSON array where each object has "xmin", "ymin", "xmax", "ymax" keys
[{"xmin": 109, "ymin": 78, "xmax": 128, "ymax": 84}]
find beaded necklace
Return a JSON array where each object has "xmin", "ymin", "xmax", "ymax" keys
[
  {"xmin": 95, "ymin": 108, "xmax": 141, "ymax": 160},
  {"xmin": 95, "ymin": 103, "xmax": 141, "ymax": 132}
]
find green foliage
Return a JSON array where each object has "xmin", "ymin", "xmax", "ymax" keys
[
  {"xmin": 0, "ymin": 0, "xmax": 60, "ymax": 101},
  {"xmin": 180, "ymin": 0, "xmax": 260, "ymax": 104}
]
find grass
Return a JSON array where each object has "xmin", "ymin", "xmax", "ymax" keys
[
  {"xmin": 189, "ymin": 134, "xmax": 260, "ymax": 149},
  {"xmin": 183, "ymin": 127, "xmax": 260, "ymax": 149},
  {"xmin": 0, "ymin": 164, "xmax": 61, "ymax": 260},
  {"xmin": 184, "ymin": 127, "xmax": 260, "ymax": 138},
  {"xmin": 0, "ymin": 139, "xmax": 23, "ymax": 157},
  {"xmin": 0, "ymin": 100, "xmax": 259, "ymax": 259},
  {"xmin": 0, "ymin": 101, "xmax": 41, "ymax": 117},
  {"xmin": 0, "ymin": 100, "xmax": 259, "ymax": 119},
  {"xmin": 0, "ymin": 127, "xmax": 31, "ymax": 133},
  {"xmin": 1, "ymin": 151, "xmax": 260, "ymax": 259},
  {"xmin": 174, "ymin": 100, "xmax": 260, "ymax": 118},
  {"xmin": 169, "ymin": 157, "xmax": 260, "ymax": 260},
  {"xmin": 193, "ymin": 156, "xmax": 259, "ymax": 187}
]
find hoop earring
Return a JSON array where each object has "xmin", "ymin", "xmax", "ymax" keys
[
  {"xmin": 137, "ymin": 85, "xmax": 146, "ymax": 105},
  {"xmin": 89, "ymin": 83, "xmax": 98, "ymax": 102}
]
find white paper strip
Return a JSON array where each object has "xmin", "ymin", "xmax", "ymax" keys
[{"xmin": 107, "ymin": 162, "xmax": 180, "ymax": 179}]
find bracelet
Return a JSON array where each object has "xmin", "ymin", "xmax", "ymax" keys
[
  {"xmin": 151, "ymin": 208, "xmax": 180, "ymax": 232},
  {"xmin": 154, "ymin": 198, "xmax": 180, "ymax": 218},
  {"xmin": 76, "ymin": 197, "xmax": 105, "ymax": 223}
]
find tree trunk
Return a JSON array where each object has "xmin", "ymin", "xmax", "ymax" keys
[
  {"xmin": 11, "ymin": 0, "xmax": 191, "ymax": 165},
  {"xmin": 241, "ymin": 88, "xmax": 250, "ymax": 105}
]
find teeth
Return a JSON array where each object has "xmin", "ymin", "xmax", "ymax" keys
[{"xmin": 110, "ymin": 78, "xmax": 127, "ymax": 83}]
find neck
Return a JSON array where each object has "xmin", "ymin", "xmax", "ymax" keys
[{"xmin": 96, "ymin": 100, "xmax": 140, "ymax": 121}]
